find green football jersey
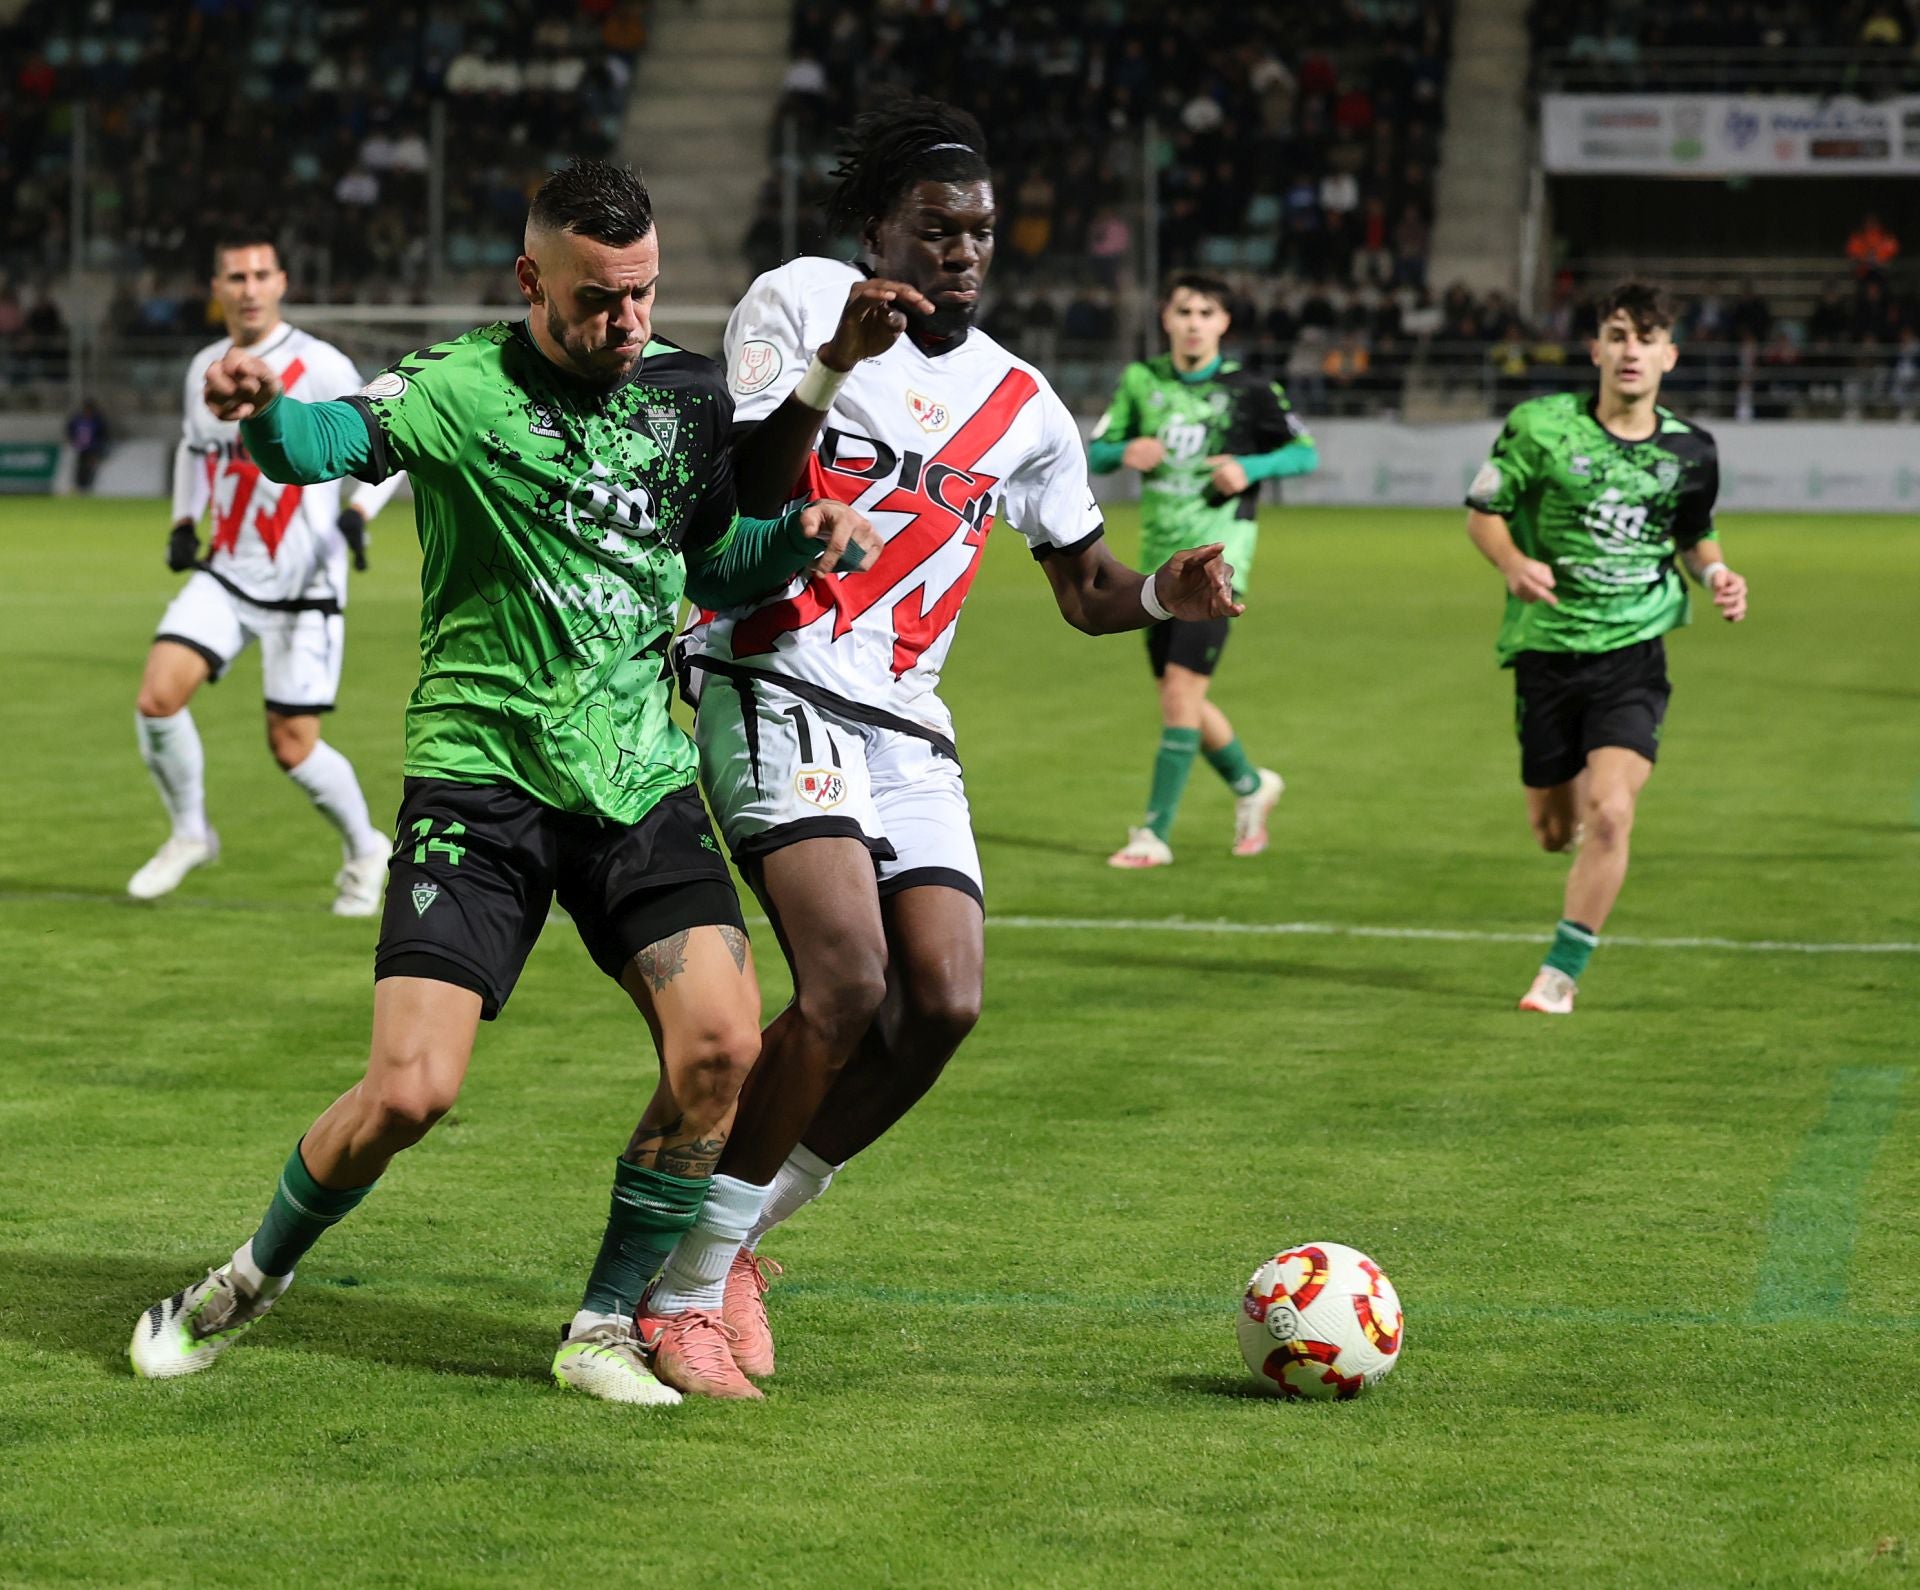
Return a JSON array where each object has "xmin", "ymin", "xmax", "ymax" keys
[
  {"xmin": 1467, "ymin": 391, "xmax": 1720, "ymax": 666},
  {"xmin": 347, "ymin": 321, "xmax": 739, "ymax": 823},
  {"xmin": 1093, "ymin": 356, "xmax": 1310, "ymax": 595}
]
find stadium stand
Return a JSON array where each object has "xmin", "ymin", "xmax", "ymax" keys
[{"xmin": 0, "ymin": 0, "xmax": 646, "ymax": 401}]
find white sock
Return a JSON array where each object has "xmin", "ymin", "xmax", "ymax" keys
[
  {"xmin": 227, "ymin": 1238, "xmax": 290, "ymax": 1297},
  {"xmin": 569, "ymin": 1308, "xmax": 625, "ymax": 1338},
  {"xmin": 286, "ymin": 740, "xmax": 385, "ymax": 859},
  {"xmin": 745, "ymin": 1144, "xmax": 840, "ymax": 1252},
  {"xmin": 650, "ymin": 1173, "xmax": 771, "ymax": 1314},
  {"xmin": 136, "ymin": 709, "xmax": 209, "ymax": 842}
]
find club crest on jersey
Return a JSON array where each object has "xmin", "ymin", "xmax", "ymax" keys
[
  {"xmin": 1651, "ymin": 455, "xmax": 1682, "ymax": 492},
  {"xmin": 734, "ymin": 339, "xmax": 782, "ymax": 395},
  {"xmin": 359, "ymin": 371, "xmax": 408, "ymax": 401},
  {"xmin": 411, "ymin": 883, "xmax": 440, "ymax": 916},
  {"xmin": 906, "ymin": 390, "xmax": 951, "ymax": 433},
  {"xmin": 794, "ymin": 768, "xmax": 847, "ymax": 810},
  {"xmin": 644, "ymin": 409, "xmax": 680, "ymax": 455}
]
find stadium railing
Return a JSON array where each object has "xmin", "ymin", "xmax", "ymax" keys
[{"xmin": 1536, "ymin": 47, "xmax": 1919, "ymax": 95}]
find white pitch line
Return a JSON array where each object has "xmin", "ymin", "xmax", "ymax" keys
[{"xmin": 982, "ymin": 915, "xmax": 1920, "ymax": 956}]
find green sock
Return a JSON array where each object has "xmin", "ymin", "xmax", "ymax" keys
[
  {"xmin": 1544, "ymin": 918, "xmax": 1598, "ymax": 982},
  {"xmin": 1144, "ymin": 727, "xmax": 1201, "ymax": 840},
  {"xmin": 1203, "ymin": 737, "xmax": 1262, "ymax": 797},
  {"xmin": 579, "ymin": 1159, "xmax": 711, "ymax": 1318},
  {"xmin": 249, "ymin": 1141, "xmax": 378, "ymax": 1278}
]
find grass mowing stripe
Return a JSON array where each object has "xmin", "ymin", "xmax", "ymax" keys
[
  {"xmin": 1747, "ymin": 1066, "xmax": 1909, "ymax": 1323},
  {"xmin": 6, "ymin": 890, "xmax": 1915, "ymax": 955},
  {"xmin": 773, "ymin": 1280, "xmax": 1920, "ymax": 1333}
]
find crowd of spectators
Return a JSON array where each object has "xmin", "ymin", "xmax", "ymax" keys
[
  {"xmin": 1532, "ymin": 0, "xmax": 1920, "ymax": 90},
  {"xmin": 750, "ymin": 0, "xmax": 1452, "ymax": 299},
  {"xmin": 977, "ymin": 268, "xmax": 1920, "ymax": 419},
  {"xmin": 2, "ymin": 0, "xmax": 649, "ymax": 339}
]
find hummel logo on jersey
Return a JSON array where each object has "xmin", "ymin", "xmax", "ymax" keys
[
  {"xmin": 1570, "ymin": 454, "xmax": 1592, "ymax": 476},
  {"xmin": 529, "ymin": 403, "xmax": 562, "ymax": 439},
  {"xmin": 411, "ymin": 883, "xmax": 441, "ymax": 916},
  {"xmin": 645, "ymin": 410, "xmax": 680, "ymax": 455},
  {"xmin": 906, "ymin": 390, "xmax": 951, "ymax": 433}
]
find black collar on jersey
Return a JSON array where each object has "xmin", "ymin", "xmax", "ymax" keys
[
  {"xmin": 231, "ymin": 321, "xmax": 296, "ymax": 359},
  {"xmin": 1585, "ymin": 392, "xmax": 1663, "ymax": 447}
]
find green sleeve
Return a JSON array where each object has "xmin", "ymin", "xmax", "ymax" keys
[
  {"xmin": 1241, "ymin": 440, "xmax": 1319, "ymax": 482},
  {"xmin": 1087, "ymin": 366, "xmax": 1142, "ymax": 474},
  {"xmin": 238, "ymin": 395, "xmax": 376, "ymax": 485},
  {"xmin": 1466, "ymin": 404, "xmax": 1538, "ymax": 516},
  {"xmin": 684, "ymin": 504, "xmax": 822, "ymax": 608}
]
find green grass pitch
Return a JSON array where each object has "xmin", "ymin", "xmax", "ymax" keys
[{"xmin": 2, "ymin": 497, "xmax": 1917, "ymax": 1585}]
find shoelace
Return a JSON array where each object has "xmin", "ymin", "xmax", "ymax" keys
[
  {"xmin": 744, "ymin": 1255, "xmax": 783, "ymax": 1297},
  {"xmin": 658, "ymin": 1310, "xmax": 742, "ymax": 1378},
  {"xmin": 190, "ymin": 1270, "xmax": 249, "ymax": 1335}
]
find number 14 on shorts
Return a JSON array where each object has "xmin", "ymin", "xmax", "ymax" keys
[{"xmin": 407, "ymin": 818, "xmax": 467, "ymax": 866}]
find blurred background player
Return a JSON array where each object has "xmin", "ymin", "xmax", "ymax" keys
[
  {"xmin": 131, "ymin": 239, "xmax": 404, "ymax": 913},
  {"xmin": 1090, "ymin": 271, "xmax": 1319, "ymax": 869},
  {"xmin": 1465, "ymin": 280, "xmax": 1749, "ymax": 1015},
  {"xmin": 647, "ymin": 99, "xmax": 1243, "ymax": 1399}
]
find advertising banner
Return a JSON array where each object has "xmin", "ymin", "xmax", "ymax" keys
[{"xmin": 1542, "ymin": 94, "xmax": 1920, "ymax": 175}]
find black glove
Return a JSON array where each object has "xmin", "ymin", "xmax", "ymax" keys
[
  {"xmin": 337, "ymin": 506, "xmax": 369, "ymax": 571},
  {"xmin": 166, "ymin": 522, "xmax": 200, "ymax": 572}
]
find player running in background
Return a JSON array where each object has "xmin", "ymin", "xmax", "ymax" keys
[
  {"xmin": 131, "ymin": 239, "xmax": 405, "ymax": 913},
  {"xmin": 128, "ymin": 159, "xmax": 874, "ymax": 1406},
  {"xmin": 1090, "ymin": 271, "xmax": 1319, "ymax": 868},
  {"xmin": 643, "ymin": 99, "xmax": 1240, "ymax": 1398},
  {"xmin": 1465, "ymin": 280, "xmax": 1748, "ymax": 1015}
]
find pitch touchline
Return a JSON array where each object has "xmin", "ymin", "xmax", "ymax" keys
[
  {"xmin": 982, "ymin": 915, "xmax": 1920, "ymax": 956},
  {"xmin": 5, "ymin": 890, "xmax": 1913, "ymax": 954}
]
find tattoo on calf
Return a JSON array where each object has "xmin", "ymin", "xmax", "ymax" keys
[
  {"xmin": 719, "ymin": 924, "xmax": 749, "ymax": 975},
  {"xmin": 624, "ymin": 1113, "xmax": 685, "ymax": 1160},
  {"xmin": 633, "ymin": 929, "xmax": 691, "ymax": 992},
  {"xmin": 658, "ymin": 1135, "xmax": 725, "ymax": 1178}
]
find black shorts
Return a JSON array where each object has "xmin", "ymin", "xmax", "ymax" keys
[
  {"xmin": 1513, "ymin": 638, "xmax": 1671, "ymax": 789},
  {"xmin": 375, "ymin": 778, "xmax": 743, "ymax": 1019},
  {"xmin": 1146, "ymin": 617, "xmax": 1232, "ymax": 678}
]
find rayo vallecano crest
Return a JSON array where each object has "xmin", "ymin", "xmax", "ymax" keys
[
  {"xmin": 906, "ymin": 390, "xmax": 950, "ymax": 433},
  {"xmin": 794, "ymin": 768, "xmax": 847, "ymax": 809}
]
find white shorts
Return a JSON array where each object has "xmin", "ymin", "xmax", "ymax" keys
[
  {"xmin": 693, "ymin": 669, "xmax": 983, "ymax": 904},
  {"xmin": 155, "ymin": 571, "xmax": 346, "ymax": 714}
]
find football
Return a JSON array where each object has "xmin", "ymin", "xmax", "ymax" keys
[{"xmin": 1237, "ymin": 1242, "xmax": 1404, "ymax": 1399}]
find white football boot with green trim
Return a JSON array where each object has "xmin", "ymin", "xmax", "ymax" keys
[
  {"xmin": 130, "ymin": 1265, "xmax": 289, "ymax": 1379},
  {"xmin": 552, "ymin": 1320, "xmax": 682, "ymax": 1406}
]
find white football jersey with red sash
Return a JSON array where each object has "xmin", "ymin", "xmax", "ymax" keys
[
  {"xmin": 177, "ymin": 325, "xmax": 367, "ymax": 606},
  {"xmin": 695, "ymin": 257, "xmax": 1103, "ymax": 739}
]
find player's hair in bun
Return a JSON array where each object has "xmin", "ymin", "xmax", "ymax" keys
[
  {"xmin": 529, "ymin": 157, "xmax": 654, "ymax": 246},
  {"xmin": 827, "ymin": 96, "xmax": 991, "ymax": 234}
]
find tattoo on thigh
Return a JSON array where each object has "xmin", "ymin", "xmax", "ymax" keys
[
  {"xmin": 719, "ymin": 924, "xmax": 749, "ymax": 975},
  {"xmin": 633, "ymin": 929, "xmax": 691, "ymax": 993},
  {"xmin": 658, "ymin": 1135, "xmax": 725, "ymax": 1178}
]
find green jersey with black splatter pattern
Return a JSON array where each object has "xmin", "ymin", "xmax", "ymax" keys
[
  {"xmin": 1466, "ymin": 391, "xmax": 1720, "ymax": 666},
  {"xmin": 347, "ymin": 321, "xmax": 739, "ymax": 823}
]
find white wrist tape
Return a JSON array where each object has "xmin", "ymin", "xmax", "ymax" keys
[
  {"xmin": 794, "ymin": 353, "xmax": 851, "ymax": 412},
  {"xmin": 1141, "ymin": 573, "xmax": 1174, "ymax": 623},
  {"xmin": 1697, "ymin": 560, "xmax": 1728, "ymax": 588}
]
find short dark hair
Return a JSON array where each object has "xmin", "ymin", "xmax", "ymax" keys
[
  {"xmin": 212, "ymin": 237, "xmax": 280, "ymax": 273},
  {"xmin": 1162, "ymin": 271, "xmax": 1233, "ymax": 311},
  {"xmin": 528, "ymin": 157, "xmax": 654, "ymax": 246},
  {"xmin": 827, "ymin": 95, "xmax": 991, "ymax": 234},
  {"xmin": 1595, "ymin": 279, "xmax": 1675, "ymax": 338}
]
